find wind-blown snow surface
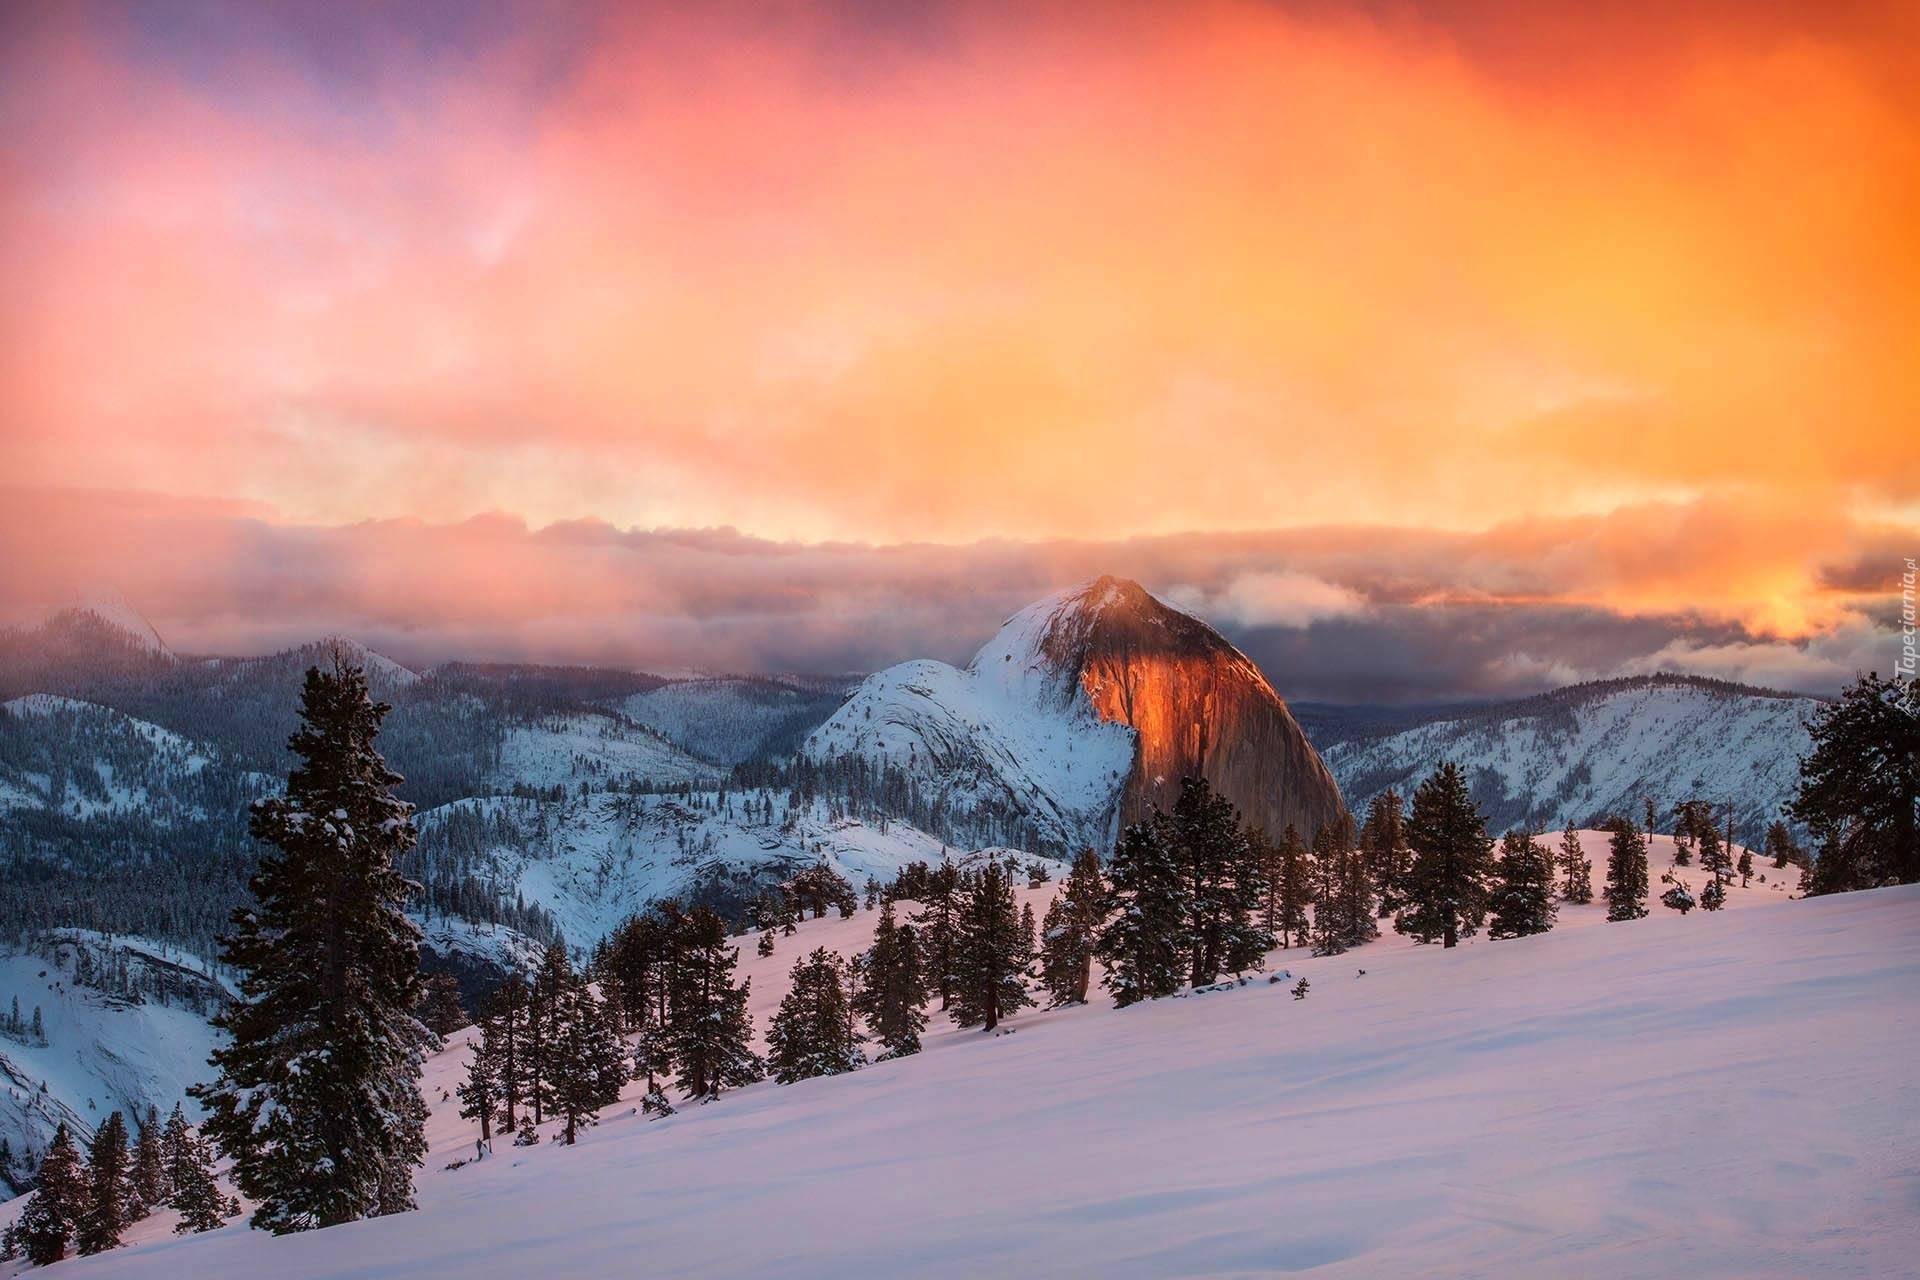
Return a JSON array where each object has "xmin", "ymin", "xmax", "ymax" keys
[
  {"xmin": 804, "ymin": 588, "xmax": 1138, "ymax": 852},
  {"xmin": 1324, "ymin": 676, "xmax": 1819, "ymax": 845},
  {"xmin": 36, "ymin": 872, "xmax": 1919, "ymax": 1279}
]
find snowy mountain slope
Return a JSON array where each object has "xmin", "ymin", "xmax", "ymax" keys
[
  {"xmin": 66, "ymin": 592, "xmax": 171, "ymax": 660},
  {"xmin": 613, "ymin": 676, "xmax": 853, "ymax": 765},
  {"xmin": 415, "ymin": 789, "xmax": 961, "ymax": 947},
  {"xmin": 36, "ymin": 875, "xmax": 1918, "ymax": 1279},
  {"xmin": 0, "ymin": 696, "xmax": 221, "ymax": 820},
  {"xmin": 1323, "ymin": 675, "xmax": 1819, "ymax": 845},
  {"xmin": 0, "ymin": 934, "xmax": 227, "ymax": 1199},
  {"xmin": 805, "ymin": 577, "xmax": 1342, "ymax": 855},
  {"xmin": 490, "ymin": 711, "xmax": 724, "ymax": 792}
]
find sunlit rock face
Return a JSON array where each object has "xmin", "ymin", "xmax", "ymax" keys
[
  {"xmin": 806, "ymin": 575, "xmax": 1345, "ymax": 854},
  {"xmin": 1030, "ymin": 577, "xmax": 1346, "ymax": 842}
]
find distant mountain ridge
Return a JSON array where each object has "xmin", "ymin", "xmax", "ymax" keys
[{"xmin": 1320, "ymin": 673, "xmax": 1822, "ymax": 844}]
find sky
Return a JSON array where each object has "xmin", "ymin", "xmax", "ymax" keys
[{"xmin": 1, "ymin": 0, "xmax": 1914, "ymax": 700}]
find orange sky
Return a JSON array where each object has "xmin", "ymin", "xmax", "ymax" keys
[{"xmin": 1, "ymin": 0, "xmax": 1914, "ymax": 686}]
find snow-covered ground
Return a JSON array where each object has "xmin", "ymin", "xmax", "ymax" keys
[{"xmin": 19, "ymin": 836, "xmax": 1914, "ymax": 1280}]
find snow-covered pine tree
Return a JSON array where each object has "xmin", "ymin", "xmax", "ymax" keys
[
  {"xmin": 1737, "ymin": 844, "xmax": 1753, "ymax": 886},
  {"xmin": 161, "ymin": 1104, "xmax": 195, "ymax": 1194},
  {"xmin": 17, "ymin": 1122, "xmax": 86, "ymax": 1265},
  {"xmin": 1169, "ymin": 777, "xmax": 1267, "ymax": 984},
  {"xmin": 1268, "ymin": 823, "xmax": 1314, "ymax": 949},
  {"xmin": 1660, "ymin": 880, "xmax": 1695, "ymax": 914},
  {"xmin": 1558, "ymin": 822, "xmax": 1594, "ymax": 904},
  {"xmin": 949, "ymin": 861, "xmax": 1034, "ymax": 1031},
  {"xmin": 854, "ymin": 900, "xmax": 930, "ymax": 1058},
  {"xmin": 170, "ymin": 1135, "xmax": 237, "ymax": 1235},
  {"xmin": 1698, "ymin": 823, "xmax": 1731, "ymax": 885},
  {"xmin": 1096, "ymin": 815, "xmax": 1188, "ymax": 1006},
  {"xmin": 1603, "ymin": 818, "xmax": 1651, "ymax": 921},
  {"xmin": 192, "ymin": 657, "xmax": 433, "ymax": 1234},
  {"xmin": 769, "ymin": 948, "xmax": 864, "ymax": 1083},
  {"xmin": 526, "ymin": 941, "xmax": 577, "ymax": 1126},
  {"xmin": 910, "ymin": 859, "xmax": 962, "ymax": 1011},
  {"xmin": 757, "ymin": 929, "xmax": 776, "ymax": 957},
  {"xmin": 482, "ymin": 974, "xmax": 529, "ymax": 1133},
  {"xmin": 665, "ymin": 907, "xmax": 762, "ymax": 1101},
  {"xmin": 417, "ymin": 971, "xmax": 468, "ymax": 1039},
  {"xmin": 458, "ymin": 1026, "xmax": 502, "ymax": 1145},
  {"xmin": 1395, "ymin": 762, "xmax": 1494, "ymax": 948},
  {"xmin": 1700, "ymin": 876, "xmax": 1726, "ymax": 911},
  {"xmin": 1359, "ymin": 789, "xmax": 1410, "ymax": 916},
  {"xmin": 132, "ymin": 1104, "xmax": 166, "ymax": 1210},
  {"xmin": 77, "ymin": 1110, "xmax": 132, "ymax": 1255},
  {"xmin": 1488, "ymin": 830, "xmax": 1558, "ymax": 939},
  {"xmin": 1037, "ymin": 848, "xmax": 1105, "ymax": 1006},
  {"xmin": 550, "ymin": 976, "xmax": 631, "ymax": 1144}
]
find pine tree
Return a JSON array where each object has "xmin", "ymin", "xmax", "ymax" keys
[
  {"xmin": 1266, "ymin": 823, "xmax": 1314, "ymax": 949},
  {"xmin": 526, "ymin": 941, "xmax": 578, "ymax": 1126},
  {"xmin": 948, "ymin": 861, "xmax": 1034, "ymax": 1031},
  {"xmin": 769, "ymin": 948, "xmax": 864, "ymax": 1083},
  {"xmin": 910, "ymin": 860, "xmax": 962, "ymax": 1011},
  {"xmin": 481, "ymin": 975, "xmax": 529, "ymax": 1133},
  {"xmin": 169, "ymin": 1136, "xmax": 236, "ymax": 1235},
  {"xmin": 757, "ymin": 930, "xmax": 775, "ymax": 958},
  {"xmin": 854, "ymin": 901, "xmax": 930, "ymax": 1058},
  {"xmin": 1309, "ymin": 821, "xmax": 1352, "ymax": 957},
  {"xmin": 132, "ymin": 1104, "xmax": 166, "ymax": 1210},
  {"xmin": 1764, "ymin": 820, "xmax": 1802, "ymax": 869},
  {"xmin": 417, "ymin": 972, "xmax": 469, "ymax": 1038},
  {"xmin": 192, "ymin": 658, "xmax": 432, "ymax": 1234},
  {"xmin": 1169, "ymin": 778, "xmax": 1268, "ymax": 984},
  {"xmin": 1488, "ymin": 830, "xmax": 1558, "ymax": 939},
  {"xmin": 1037, "ymin": 848, "xmax": 1106, "ymax": 1006},
  {"xmin": 1359, "ymin": 789, "xmax": 1411, "ymax": 916},
  {"xmin": 1095, "ymin": 816, "xmax": 1188, "ymax": 1006},
  {"xmin": 17, "ymin": 1122, "xmax": 86, "ymax": 1265},
  {"xmin": 1736, "ymin": 844, "xmax": 1754, "ymax": 886},
  {"xmin": 161, "ymin": 1104, "xmax": 195, "ymax": 1195},
  {"xmin": 549, "ymin": 978, "xmax": 630, "ymax": 1145},
  {"xmin": 1660, "ymin": 878, "xmax": 1696, "ymax": 914},
  {"xmin": 1395, "ymin": 762, "xmax": 1494, "ymax": 947},
  {"xmin": 77, "ymin": 1110, "xmax": 132, "ymax": 1255},
  {"xmin": 458, "ymin": 1029, "xmax": 502, "ymax": 1145},
  {"xmin": 665, "ymin": 907, "xmax": 762, "ymax": 1101},
  {"xmin": 1558, "ymin": 822, "xmax": 1594, "ymax": 904},
  {"xmin": 1603, "ymin": 818, "xmax": 1650, "ymax": 921},
  {"xmin": 1700, "ymin": 876, "xmax": 1727, "ymax": 912},
  {"xmin": 1698, "ymin": 822, "xmax": 1731, "ymax": 885}
]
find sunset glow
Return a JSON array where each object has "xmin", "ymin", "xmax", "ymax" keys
[{"xmin": 2, "ymin": 0, "xmax": 1914, "ymax": 696}]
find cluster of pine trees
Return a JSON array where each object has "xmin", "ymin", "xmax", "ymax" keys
[
  {"xmin": 1, "ymin": 1104, "xmax": 233, "ymax": 1266},
  {"xmin": 461, "ymin": 942, "xmax": 632, "ymax": 1147}
]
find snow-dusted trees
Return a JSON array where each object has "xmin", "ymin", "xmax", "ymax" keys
[
  {"xmin": 193, "ymin": 658, "xmax": 432, "ymax": 1234},
  {"xmin": 77, "ymin": 1110, "xmax": 132, "ymax": 1255},
  {"xmin": 855, "ymin": 900, "xmax": 930, "ymax": 1058},
  {"xmin": 1660, "ymin": 879, "xmax": 1696, "ymax": 914},
  {"xmin": 768, "ymin": 948, "xmax": 863, "ymax": 1083},
  {"xmin": 1790, "ymin": 673, "xmax": 1920, "ymax": 893},
  {"xmin": 949, "ymin": 861, "xmax": 1034, "ymax": 1032},
  {"xmin": 547, "ymin": 970, "xmax": 630, "ymax": 1145},
  {"xmin": 1558, "ymin": 822, "xmax": 1594, "ymax": 904},
  {"xmin": 1263, "ymin": 823, "xmax": 1314, "ymax": 949},
  {"xmin": 784, "ymin": 863, "xmax": 858, "ymax": 920},
  {"xmin": 1096, "ymin": 816, "xmax": 1188, "ymax": 1006},
  {"xmin": 665, "ymin": 907, "xmax": 762, "ymax": 1100},
  {"xmin": 1700, "ymin": 877, "xmax": 1726, "ymax": 912},
  {"xmin": 1395, "ymin": 762, "xmax": 1494, "ymax": 948},
  {"xmin": 1359, "ymin": 789, "xmax": 1411, "ymax": 916},
  {"xmin": 417, "ymin": 972, "xmax": 469, "ymax": 1039},
  {"xmin": 15, "ymin": 1123, "xmax": 86, "ymax": 1264},
  {"xmin": 132, "ymin": 1105, "xmax": 165, "ymax": 1210},
  {"xmin": 460, "ymin": 1024, "xmax": 504, "ymax": 1146},
  {"xmin": 1170, "ymin": 778, "xmax": 1270, "ymax": 984},
  {"xmin": 1603, "ymin": 818, "xmax": 1650, "ymax": 921},
  {"xmin": 1311, "ymin": 811, "xmax": 1376, "ymax": 957},
  {"xmin": 1038, "ymin": 848, "xmax": 1106, "ymax": 1006},
  {"xmin": 910, "ymin": 859, "xmax": 963, "ymax": 1011},
  {"xmin": 1488, "ymin": 830, "xmax": 1558, "ymax": 939}
]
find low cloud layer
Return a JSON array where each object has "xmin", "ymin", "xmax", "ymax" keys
[{"xmin": 2, "ymin": 486, "xmax": 1901, "ymax": 702}]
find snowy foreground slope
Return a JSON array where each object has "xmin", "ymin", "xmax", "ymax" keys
[{"xmin": 30, "ymin": 873, "xmax": 1918, "ymax": 1279}]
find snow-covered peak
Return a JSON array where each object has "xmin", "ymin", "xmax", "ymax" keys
[
  {"xmin": 60, "ymin": 588, "xmax": 172, "ymax": 658},
  {"xmin": 296, "ymin": 636, "xmax": 421, "ymax": 688}
]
